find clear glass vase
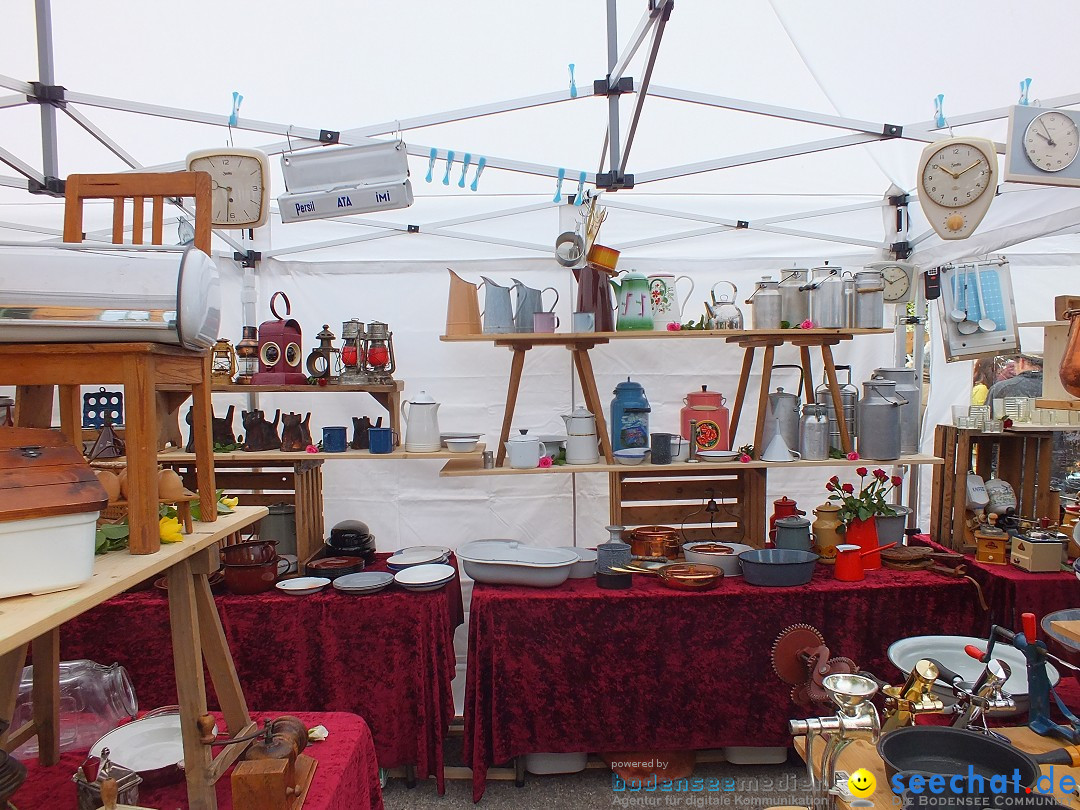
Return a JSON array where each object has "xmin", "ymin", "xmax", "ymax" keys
[{"xmin": 12, "ymin": 660, "xmax": 137, "ymax": 760}]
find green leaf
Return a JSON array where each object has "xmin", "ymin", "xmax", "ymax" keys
[
  {"xmin": 858, "ymin": 506, "xmax": 871, "ymax": 521},
  {"xmin": 100, "ymin": 523, "xmax": 130, "ymax": 540}
]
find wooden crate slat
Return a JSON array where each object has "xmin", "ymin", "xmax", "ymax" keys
[
  {"xmin": 619, "ymin": 478, "xmax": 743, "ymax": 502},
  {"xmin": 679, "ymin": 526, "xmax": 744, "ymax": 543}
]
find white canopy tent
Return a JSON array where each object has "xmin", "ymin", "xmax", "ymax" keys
[{"xmin": 2, "ymin": 0, "xmax": 1080, "ymax": 551}]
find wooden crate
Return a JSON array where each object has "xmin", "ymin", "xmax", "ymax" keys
[
  {"xmin": 930, "ymin": 425, "xmax": 1055, "ymax": 550},
  {"xmin": 609, "ymin": 466, "xmax": 768, "ymax": 547}
]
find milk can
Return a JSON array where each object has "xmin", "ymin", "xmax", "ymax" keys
[
  {"xmin": 872, "ymin": 367, "xmax": 920, "ymax": 454},
  {"xmin": 799, "ymin": 403, "xmax": 830, "ymax": 461},
  {"xmin": 802, "ymin": 264, "xmax": 845, "ymax": 328},
  {"xmin": 842, "ymin": 273, "xmax": 856, "ymax": 328},
  {"xmin": 610, "ymin": 378, "xmax": 651, "ymax": 451},
  {"xmin": 778, "ymin": 268, "xmax": 809, "ymax": 325},
  {"xmin": 762, "ymin": 365, "xmax": 804, "ymax": 453},
  {"xmin": 854, "ymin": 269, "xmax": 885, "ymax": 329},
  {"xmin": 858, "ymin": 379, "xmax": 907, "ymax": 461},
  {"xmin": 746, "ymin": 276, "xmax": 782, "ymax": 330},
  {"xmin": 815, "ymin": 364, "xmax": 859, "ymax": 454},
  {"xmin": 680, "ymin": 385, "xmax": 730, "ymax": 451}
]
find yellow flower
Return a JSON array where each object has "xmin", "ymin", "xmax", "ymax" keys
[
  {"xmin": 220, "ymin": 495, "xmax": 238, "ymax": 510},
  {"xmin": 159, "ymin": 515, "xmax": 184, "ymax": 544}
]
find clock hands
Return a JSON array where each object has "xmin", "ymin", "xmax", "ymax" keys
[
  {"xmin": 1040, "ymin": 117, "xmax": 1057, "ymax": 147},
  {"xmin": 932, "ymin": 163, "xmax": 960, "ymax": 179},
  {"xmin": 955, "ymin": 161, "xmax": 982, "ymax": 178}
]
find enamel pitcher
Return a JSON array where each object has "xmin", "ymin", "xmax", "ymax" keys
[
  {"xmin": 446, "ymin": 269, "xmax": 482, "ymax": 336},
  {"xmin": 511, "ymin": 278, "xmax": 559, "ymax": 333},
  {"xmin": 480, "ymin": 276, "xmax": 514, "ymax": 334},
  {"xmin": 647, "ymin": 273, "xmax": 695, "ymax": 329},
  {"xmin": 400, "ymin": 391, "xmax": 442, "ymax": 452},
  {"xmin": 610, "ymin": 271, "xmax": 653, "ymax": 331}
]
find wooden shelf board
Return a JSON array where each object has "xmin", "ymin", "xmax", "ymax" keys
[
  {"xmin": 441, "ymin": 328, "xmax": 892, "ymax": 344},
  {"xmin": 1006, "ymin": 423, "xmax": 1080, "ymax": 432},
  {"xmin": 0, "ymin": 505, "xmax": 268, "ymax": 657},
  {"xmin": 440, "ymin": 453, "xmax": 943, "ymax": 477},
  {"xmin": 1036, "ymin": 398, "xmax": 1080, "ymax": 411},
  {"xmin": 160, "ymin": 381, "xmax": 403, "ymax": 394},
  {"xmin": 159, "ymin": 445, "xmax": 485, "ymax": 463}
]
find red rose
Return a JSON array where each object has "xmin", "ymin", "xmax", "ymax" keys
[
  {"xmin": 842, "ymin": 483, "xmax": 854, "ymax": 493},
  {"xmin": 830, "ymin": 475, "xmax": 840, "ymax": 485},
  {"xmin": 856, "ymin": 466, "xmax": 868, "ymax": 477},
  {"xmin": 873, "ymin": 469, "xmax": 887, "ymax": 480},
  {"xmin": 892, "ymin": 475, "xmax": 903, "ymax": 486}
]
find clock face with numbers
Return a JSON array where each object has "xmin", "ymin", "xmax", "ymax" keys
[
  {"xmin": 1023, "ymin": 111, "xmax": 1079, "ymax": 173},
  {"xmin": 186, "ymin": 147, "xmax": 270, "ymax": 228},
  {"xmin": 917, "ymin": 137, "xmax": 998, "ymax": 241}
]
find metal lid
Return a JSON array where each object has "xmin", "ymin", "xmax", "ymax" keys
[
  {"xmin": 775, "ymin": 515, "xmax": 811, "ymax": 529},
  {"xmin": 614, "ymin": 377, "xmax": 644, "ymax": 393},
  {"xmin": 409, "ymin": 390, "xmax": 436, "ymax": 404}
]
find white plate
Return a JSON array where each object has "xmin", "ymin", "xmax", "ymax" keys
[
  {"xmin": 275, "ymin": 576, "xmax": 330, "ymax": 595},
  {"xmin": 888, "ymin": 634, "xmax": 1059, "ymax": 705},
  {"xmin": 441, "ymin": 432, "xmax": 482, "ymax": 447},
  {"xmin": 333, "ymin": 572, "xmax": 393, "ymax": 594},
  {"xmin": 388, "ymin": 546, "xmax": 452, "ymax": 567},
  {"xmin": 90, "ymin": 711, "xmax": 214, "ymax": 776},
  {"xmin": 394, "ymin": 563, "xmax": 456, "ymax": 588},
  {"xmin": 697, "ymin": 450, "xmax": 738, "ymax": 461}
]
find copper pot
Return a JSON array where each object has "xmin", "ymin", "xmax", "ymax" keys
[{"xmin": 628, "ymin": 525, "xmax": 679, "ymax": 558}]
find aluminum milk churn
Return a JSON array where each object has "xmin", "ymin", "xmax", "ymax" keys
[
  {"xmin": 610, "ymin": 377, "xmax": 651, "ymax": 451},
  {"xmin": 854, "ymin": 269, "xmax": 885, "ymax": 329},
  {"xmin": 815, "ymin": 364, "xmax": 858, "ymax": 454},
  {"xmin": 842, "ymin": 272, "xmax": 856, "ymax": 328},
  {"xmin": 761, "ymin": 365, "xmax": 804, "ymax": 453},
  {"xmin": 747, "ymin": 276, "xmax": 782, "ymax": 330},
  {"xmin": 802, "ymin": 264, "xmax": 845, "ymax": 328},
  {"xmin": 858, "ymin": 379, "xmax": 907, "ymax": 461},
  {"xmin": 799, "ymin": 403, "xmax": 830, "ymax": 461},
  {"xmin": 872, "ymin": 367, "xmax": 919, "ymax": 454},
  {"xmin": 778, "ymin": 268, "xmax": 809, "ymax": 326}
]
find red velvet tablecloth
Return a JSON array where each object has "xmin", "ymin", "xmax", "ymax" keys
[
  {"xmin": 58, "ymin": 554, "xmax": 462, "ymax": 792},
  {"xmin": 464, "ymin": 564, "xmax": 982, "ymax": 801},
  {"xmin": 15, "ymin": 711, "xmax": 383, "ymax": 810}
]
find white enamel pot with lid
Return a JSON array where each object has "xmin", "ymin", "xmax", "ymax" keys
[
  {"xmin": 504, "ymin": 430, "xmax": 548, "ymax": 469},
  {"xmin": 401, "ymin": 390, "xmax": 441, "ymax": 452}
]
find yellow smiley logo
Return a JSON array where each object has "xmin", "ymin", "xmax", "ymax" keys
[{"xmin": 848, "ymin": 768, "xmax": 876, "ymax": 798}]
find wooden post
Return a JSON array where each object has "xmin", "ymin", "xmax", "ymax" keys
[
  {"xmin": 729, "ymin": 347, "xmax": 755, "ymax": 446},
  {"xmin": 495, "ymin": 347, "xmax": 529, "ymax": 467},
  {"xmin": 30, "ymin": 629, "xmax": 60, "ymax": 765}
]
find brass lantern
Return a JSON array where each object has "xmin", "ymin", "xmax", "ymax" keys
[
  {"xmin": 211, "ymin": 338, "xmax": 238, "ymax": 384},
  {"xmin": 234, "ymin": 326, "xmax": 259, "ymax": 385},
  {"xmin": 305, "ymin": 324, "xmax": 341, "ymax": 382}
]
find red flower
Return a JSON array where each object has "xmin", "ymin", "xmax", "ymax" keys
[
  {"xmin": 305, "ymin": 444, "xmax": 318, "ymax": 454},
  {"xmin": 317, "ymin": 377, "xmax": 329, "ymax": 387},
  {"xmin": 1003, "ymin": 418, "xmax": 1014, "ymax": 428},
  {"xmin": 856, "ymin": 466, "xmax": 868, "ymax": 477},
  {"xmin": 800, "ymin": 319, "xmax": 815, "ymax": 329},
  {"xmin": 846, "ymin": 451, "xmax": 860, "ymax": 461},
  {"xmin": 666, "ymin": 322, "xmax": 682, "ymax": 331},
  {"xmin": 842, "ymin": 483, "xmax": 854, "ymax": 493},
  {"xmin": 739, "ymin": 453, "xmax": 752, "ymax": 463},
  {"xmin": 892, "ymin": 475, "xmax": 903, "ymax": 486},
  {"xmin": 874, "ymin": 469, "xmax": 888, "ymax": 480},
  {"xmin": 830, "ymin": 475, "xmax": 840, "ymax": 485},
  {"xmin": 538, "ymin": 456, "xmax": 553, "ymax": 468}
]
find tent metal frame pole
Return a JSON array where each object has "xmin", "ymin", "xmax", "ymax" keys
[
  {"xmin": 0, "ymin": 177, "xmax": 30, "ymax": 191},
  {"xmin": 34, "ymin": 0, "xmax": 59, "ymax": 183},
  {"xmin": 0, "ymin": 74, "xmax": 34, "ymax": 94},
  {"xmin": 604, "ymin": 0, "xmax": 622, "ymax": 178},
  {"xmin": 61, "ymin": 106, "xmax": 141, "ymax": 169},
  {"xmin": 0, "ymin": 96, "xmax": 29, "ymax": 110},
  {"xmin": 0, "ymin": 145, "xmax": 45, "ymax": 185},
  {"xmin": 619, "ymin": 3, "xmax": 670, "ymax": 175},
  {"xmin": 404, "ymin": 143, "xmax": 593, "ymax": 183},
  {"xmin": 608, "ymin": 5, "xmax": 660, "ymax": 88}
]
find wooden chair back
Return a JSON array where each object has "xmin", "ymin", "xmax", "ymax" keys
[{"xmin": 62, "ymin": 172, "xmax": 212, "ymax": 253}]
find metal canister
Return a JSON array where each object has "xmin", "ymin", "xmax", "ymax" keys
[
  {"xmin": 858, "ymin": 379, "xmax": 907, "ymax": 461},
  {"xmin": 842, "ymin": 273, "xmax": 856, "ymax": 328},
  {"xmin": 802, "ymin": 265, "xmax": 845, "ymax": 328},
  {"xmin": 747, "ymin": 276, "xmax": 782, "ymax": 330},
  {"xmin": 778, "ymin": 268, "xmax": 809, "ymax": 325},
  {"xmin": 872, "ymin": 367, "xmax": 920, "ymax": 454},
  {"xmin": 799, "ymin": 403, "xmax": 830, "ymax": 461},
  {"xmin": 610, "ymin": 377, "xmax": 651, "ymax": 451},
  {"xmin": 854, "ymin": 269, "xmax": 885, "ymax": 329},
  {"xmin": 815, "ymin": 364, "xmax": 858, "ymax": 454}
]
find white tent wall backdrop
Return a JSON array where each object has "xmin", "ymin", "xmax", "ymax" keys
[{"xmin": 2, "ymin": 1, "xmax": 1080, "ymax": 550}]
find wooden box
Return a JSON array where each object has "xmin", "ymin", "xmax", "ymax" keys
[
  {"xmin": 1011, "ymin": 537, "xmax": 1066, "ymax": 573},
  {"xmin": 975, "ymin": 534, "xmax": 1008, "ymax": 565}
]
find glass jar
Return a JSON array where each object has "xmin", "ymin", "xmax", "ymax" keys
[{"xmin": 12, "ymin": 660, "xmax": 137, "ymax": 760}]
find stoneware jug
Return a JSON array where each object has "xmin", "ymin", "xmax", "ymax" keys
[
  {"xmin": 562, "ymin": 406, "xmax": 600, "ymax": 465},
  {"xmin": 401, "ymin": 391, "xmax": 441, "ymax": 452},
  {"xmin": 812, "ymin": 502, "xmax": 843, "ymax": 563},
  {"xmin": 505, "ymin": 431, "xmax": 548, "ymax": 469},
  {"xmin": 446, "ymin": 269, "xmax": 482, "ymax": 336},
  {"xmin": 647, "ymin": 273, "xmax": 695, "ymax": 329},
  {"xmin": 479, "ymin": 276, "xmax": 515, "ymax": 334},
  {"xmin": 511, "ymin": 278, "xmax": 559, "ymax": 333},
  {"xmin": 610, "ymin": 271, "xmax": 653, "ymax": 331}
]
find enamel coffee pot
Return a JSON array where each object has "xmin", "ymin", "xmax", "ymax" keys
[
  {"xmin": 610, "ymin": 271, "xmax": 653, "ymax": 331},
  {"xmin": 505, "ymin": 430, "xmax": 548, "ymax": 470},
  {"xmin": 561, "ymin": 407, "xmax": 600, "ymax": 465},
  {"xmin": 769, "ymin": 496, "xmax": 805, "ymax": 544},
  {"xmin": 834, "ymin": 542, "xmax": 897, "ymax": 581},
  {"xmin": 400, "ymin": 391, "xmax": 442, "ymax": 452}
]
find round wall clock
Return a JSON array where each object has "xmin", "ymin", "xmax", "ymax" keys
[
  {"xmin": 1022, "ymin": 110, "xmax": 1079, "ymax": 173},
  {"xmin": 916, "ymin": 137, "xmax": 998, "ymax": 241},
  {"xmin": 185, "ymin": 147, "xmax": 270, "ymax": 228}
]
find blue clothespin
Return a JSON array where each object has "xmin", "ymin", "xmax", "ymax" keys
[
  {"xmin": 553, "ymin": 168, "xmax": 565, "ymax": 203},
  {"xmin": 1019, "ymin": 78, "xmax": 1032, "ymax": 106},
  {"xmin": 573, "ymin": 171, "xmax": 586, "ymax": 206},
  {"xmin": 470, "ymin": 157, "xmax": 487, "ymax": 192},
  {"xmin": 934, "ymin": 94, "xmax": 947, "ymax": 128},
  {"xmin": 459, "ymin": 153, "xmax": 472, "ymax": 188},
  {"xmin": 443, "ymin": 150, "xmax": 456, "ymax": 185},
  {"xmin": 569, "ymin": 63, "xmax": 578, "ymax": 99},
  {"xmin": 425, "ymin": 148, "xmax": 438, "ymax": 183},
  {"xmin": 229, "ymin": 91, "xmax": 243, "ymax": 127}
]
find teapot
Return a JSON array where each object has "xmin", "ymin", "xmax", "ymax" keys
[
  {"xmin": 505, "ymin": 430, "xmax": 549, "ymax": 469},
  {"xmin": 401, "ymin": 391, "xmax": 442, "ymax": 452},
  {"xmin": 705, "ymin": 281, "xmax": 744, "ymax": 329},
  {"xmin": 609, "ymin": 271, "xmax": 653, "ymax": 331},
  {"xmin": 561, "ymin": 406, "xmax": 599, "ymax": 465},
  {"xmin": 511, "ymin": 278, "xmax": 559, "ymax": 333},
  {"xmin": 479, "ymin": 276, "xmax": 515, "ymax": 334}
]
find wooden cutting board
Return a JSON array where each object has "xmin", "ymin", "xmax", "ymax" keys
[{"xmin": 1051, "ymin": 620, "xmax": 1080, "ymax": 646}]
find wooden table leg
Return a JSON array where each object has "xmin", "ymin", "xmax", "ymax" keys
[
  {"xmin": 0, "ymin": 645, "xmax": 28, "ymax": 747},
  {"xmin": 729, "ymin": 347, "xmax": 755, "ymax": 446},
  {"xmin": 753, "ymin": 345, "xmax": 776, "ymax": 453},
  {"xmin": 124, "ymin": 356, "xmax": 160, "ymax": 554},
  {"xmin": 58, "ymin": 385, "xmax": 83, "ymax": 448},
  {"xmin": 608, "ymin": 472, "xmax": 622, "ymax": 526},
  {"xmin": 495, "ymin": 348, "xmax": 528, "ymax": 467},
  {"xmin": 190, "ymin": 354, "xmax": 218, "ymax": 523},
  {"xmin": 572, "ymin": 345, "xmax": 613, "ymax": 463},
  {"xmin": 820, "ymin": 344, "xmax": 853, "ymax": 454},
  {"xmin": 13, "ymin": 385, "xmax": 53, "ymax": 429},
  {"xmin": 799, "ymin": 346, "xmax": 815, "ymax": 403},
  {"xmin": 167, "ymin": 557, "xmax": 216, "ymax": 810},
  {"xmin": 30, "ymin": 629, "xmax": 59, "ymax": 765}
]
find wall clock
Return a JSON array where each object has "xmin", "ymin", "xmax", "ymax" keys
[
  {"xmin": 1004, "ymin": 105, "xmax": 1080, "ymax": 187},
  {"xmin": 865, "ymin": 261, "xmax": 915, "ymax": 304},
  {"xmin": 185, "ymin": 147, "xmax": 270, "ymax": 228},
  {"xmin": 916, "ymin": 137, "xmax": 997, "ymax": 240}
]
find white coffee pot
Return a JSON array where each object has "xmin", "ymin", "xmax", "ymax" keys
[
  {"xmin": 504, "ymin": 430, "xmax": 549, "ymax": 469},
  {"xmin": 401, "ymin": 391, "xmax": 442, "ymax": 452},
  {"xmin": 561, "ymin": 407, "xmax": 600, "ymax": 465}
]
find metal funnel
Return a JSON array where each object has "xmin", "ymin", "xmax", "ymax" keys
[{"xmin": 824, "ymin": 673, "xmax": 879, "ymax": 714}]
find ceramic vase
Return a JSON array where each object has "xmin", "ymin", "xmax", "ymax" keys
[
  {"xmin": 844, "ymin": 516, "xmax": 880, "ymax": 570},
  {"xmin": 812, "ymin": 502, "xmax": 843, "ymax": 564}
]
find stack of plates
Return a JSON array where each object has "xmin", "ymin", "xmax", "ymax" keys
[
  {"xmin": 333, "ymin": 571, "xmax": 394, "ymax": 595},
  {"xmin": 394, "ymin": 563, "xmax": 456, "ymax": 592},
  {"xmin": 387, "ymin": 546, "xmax": 451, "ymax": 571}
]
